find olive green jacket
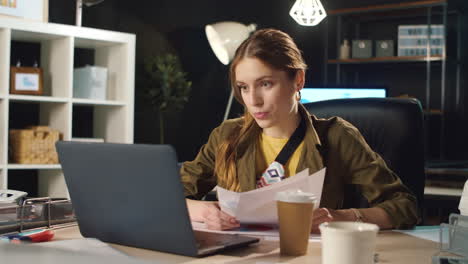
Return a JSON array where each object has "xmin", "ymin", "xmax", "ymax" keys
[{"xmin": 180, "ymin": 105, "xmax": 419, "ymax": 229}]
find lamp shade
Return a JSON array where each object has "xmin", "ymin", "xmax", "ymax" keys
[
  {"xmin": 289, "ymin": 0, "xmax": 327, "ymax": 26},
  {"xmin": 205, "ymin": 22, "xmax": 257, "ymax": 65}
]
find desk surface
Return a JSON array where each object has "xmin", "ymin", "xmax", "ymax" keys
[{"xmin": 51, "ymin": 225, "xmax": 439, "ymax": 264}]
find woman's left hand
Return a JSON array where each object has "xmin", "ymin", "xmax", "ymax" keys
[{"xmin": 310, "ymin": 208, "xmax": 353, "ymax": 233}]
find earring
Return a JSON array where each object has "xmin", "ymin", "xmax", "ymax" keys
[{"xmin": 296, "ymin": 91, "xmax": 301, "ymax": 101}]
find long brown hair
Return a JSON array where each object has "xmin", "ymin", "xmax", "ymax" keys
[{"xmin": 214, "ymin": 28, "xmax": 308, "ymax": 191}]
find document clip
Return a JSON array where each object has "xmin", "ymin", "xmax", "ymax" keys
[
  {"xmin": 0, "ymin": 197, "xmax": 76, "ymax": 235},
  {"xmin": 439, "ymin": 213, "xmax": 468, "ymax": 258}
]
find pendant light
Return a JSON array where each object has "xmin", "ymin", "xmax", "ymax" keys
[{"xmin": 289, "ymin": 0, "xmax": 327, "ymax": 26}]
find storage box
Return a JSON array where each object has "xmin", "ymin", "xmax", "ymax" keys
[
  {"xmin": 398, "ymin": 25, "xmax": 445, "ymax": 57},
  {"xmin": 376, "ymin": 40, "xmax": 394, "ymax": 57},
  {"xmin": 352, "ymin": 40, "xmax": 372, "ymax": 58},
  {"xmin": 9, "ymin": 126, "xmax": 61, "ymax": 164},
  {"xmin": 73, "ymin": 66, "xmax": 108, "ymax": 100}
]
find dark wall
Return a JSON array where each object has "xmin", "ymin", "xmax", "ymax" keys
[
  {"xmin": 49, "ymin": 0, "xmax": 328, "ymax": 161},
  {"xmin": 48, "ymin": 0, "xmax": 468, "ymax": 162}
]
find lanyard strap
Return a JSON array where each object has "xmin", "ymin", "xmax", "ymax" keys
[{"xmin": 274, "ymin": 118, "xmax": 306, "ymax": 165}]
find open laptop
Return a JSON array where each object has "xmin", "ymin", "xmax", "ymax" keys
[{"xmin": 56, "ymin": 141, "xmax": 259, "ymax": 257}]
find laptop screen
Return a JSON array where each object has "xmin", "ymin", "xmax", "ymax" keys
[{"xmin": 300, "ymin": 88, "xmax": 387, "ymax": 104}]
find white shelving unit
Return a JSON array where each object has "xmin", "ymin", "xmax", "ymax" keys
[{"xmin": 0, "ymin": 17, "xmax": 135, "ymax": 197}]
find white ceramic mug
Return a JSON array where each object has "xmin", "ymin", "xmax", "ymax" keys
[{"xmin": 319, "ymin": 221, "xmax": 379, "ymax": 264}]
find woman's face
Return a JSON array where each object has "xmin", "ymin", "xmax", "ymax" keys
[{"xmin": 235, "ymin": 57, "xmax": 302, "ymax": 133}]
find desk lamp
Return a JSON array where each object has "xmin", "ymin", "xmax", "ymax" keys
[
  {"xmin": 205, "ymin": 21, "xmax": 256, "ymax": 121},
  {"xmin": 76, "ymin": 0, "xmax": 105, "ymax": 26}
]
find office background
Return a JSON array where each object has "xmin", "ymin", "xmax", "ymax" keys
[
  {"xmin": 7, "ymin": 0, "xmax": 468, "ymax": 221},
  {"xmin": 43, "ymin": 0, "xmax": 466, "ymax": 163}
]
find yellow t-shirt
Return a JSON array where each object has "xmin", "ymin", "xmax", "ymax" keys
[{"xmin": 255, "ymin": 132, "xmax": 304, "ymax": 180}]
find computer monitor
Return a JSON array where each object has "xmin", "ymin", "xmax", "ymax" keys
[{"xmin": 300, "ymin": 88, "xmax": 387, "ymax": 104}]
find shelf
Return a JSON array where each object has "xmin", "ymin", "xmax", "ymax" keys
[
  {"xmin": 329, "ymin": 0, "xmax": 446, "ymax": 16},
  {"xmin": 7, "ymin": 164, "xmax": 62, "ymax": 170},
  {"xmin": 70, "ymin": 137, "xmax": 104, "ymax": 143},
  {"xmin": 1, "ymin": 17, "xmax": 133, "ymax": 44},
  {"xmin": 0, "ymin": 16, "xmax": 135, "ymax": 197},
  {"xmin": 8, "ymin": 95, "xmax": 69, "ymax": 103},
  {"xmin": 11, "ymin": 29, "xmax": 67, "ymax": 42},
  {"xmin": 72, "ymin": 98, "xmax": 126, "ymax": 106},
  {"xmin": 338, "ymin": 10, "xmax": 456, "ymax": 23},
  {"xmin": 328, "ymin": 56, "xmax": 444, "ymax": 64},
  {"xmin": 424, "ymin": 186, "xmax": 462, "ymax": 197},
  {"xmin": 424, "ymin": 109, "xmax": 443, "ymax": 115},
  {"xmin": 426, "ymin": 167, "xmax": 468, "ymax": 176},
  {"xmin": 324, "ymin": 0, "xmax": 463, "ymax": 172},
  {"xmin": 74, "ymin": 37, "xmax": 124, "ymax": 49}
]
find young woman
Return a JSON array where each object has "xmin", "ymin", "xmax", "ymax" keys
[{"xmin": 180, "ymin": 28, "xmax": 418, "ymax": 231}]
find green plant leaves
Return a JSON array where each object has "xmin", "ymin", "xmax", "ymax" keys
[{"xmin": 143, "ymin": 53, "xmax": 192, "ymax": 113}]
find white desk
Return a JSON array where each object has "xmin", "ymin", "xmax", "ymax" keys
[{"xmin": 45, "ymin": 225, "xmax": 439, "ymax": 264}]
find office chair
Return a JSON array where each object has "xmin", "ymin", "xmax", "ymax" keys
[{"xmin": 303, "ymin": 98, "xmax": 426, "ymax": 212}]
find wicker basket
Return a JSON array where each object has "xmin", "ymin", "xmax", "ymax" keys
[{"xmin": 9, "ymin": 126, "xmax": 61, "ymax": 164}]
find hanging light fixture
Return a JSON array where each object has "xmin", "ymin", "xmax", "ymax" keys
[{"xmin": 289, "ymin": 0, "xmax": 327, "ymax": 26}]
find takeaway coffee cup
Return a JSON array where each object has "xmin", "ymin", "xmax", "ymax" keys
[
  {"xmin": 275, "ymin": 190, "xmax": 316, "ymax": 256},
  {"xmin": 319, "ymin": 221, "xmax": 379, "ymax": 264}
]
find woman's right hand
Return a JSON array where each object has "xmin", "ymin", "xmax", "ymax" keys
[{"xmin": 186, "ymin": 199, "xmax": 240, "ymax": 230}]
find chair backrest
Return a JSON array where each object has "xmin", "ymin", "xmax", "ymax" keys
[{"xmin": 303, "ymin": 98, "xmax": 425, "ymax": 211}]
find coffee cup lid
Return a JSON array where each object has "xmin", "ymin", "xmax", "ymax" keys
[{"xmin": 275, "ymin": 189, "xmax": 316, "ymax": 203}]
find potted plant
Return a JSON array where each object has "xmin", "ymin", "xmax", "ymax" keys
[{"xmin": 144, "ymin": 53, "xmax": 192, "ymax": 143}]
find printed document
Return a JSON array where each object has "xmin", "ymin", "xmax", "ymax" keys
[{"xmin": 217, "ymin": 168, "xmax": 326, "ymax": 224}]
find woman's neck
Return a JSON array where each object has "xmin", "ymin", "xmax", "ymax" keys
[{"xmin": 263, "ymin": 110, "xmax": 301, "ymax": 139}]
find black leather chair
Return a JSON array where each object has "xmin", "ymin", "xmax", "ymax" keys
[{"xmin": 303, "ymin": 98, "xmax": 425, "ymax": 212}]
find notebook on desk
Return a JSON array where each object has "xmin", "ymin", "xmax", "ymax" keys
[{"xmin": 56, "ymin": 142, "xmax": 259, "ymax": 257}]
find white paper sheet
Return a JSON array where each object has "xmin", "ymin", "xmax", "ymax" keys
[{"xmin": 217, "ymin": 168, "xmax": 326, "ymax": 224}]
